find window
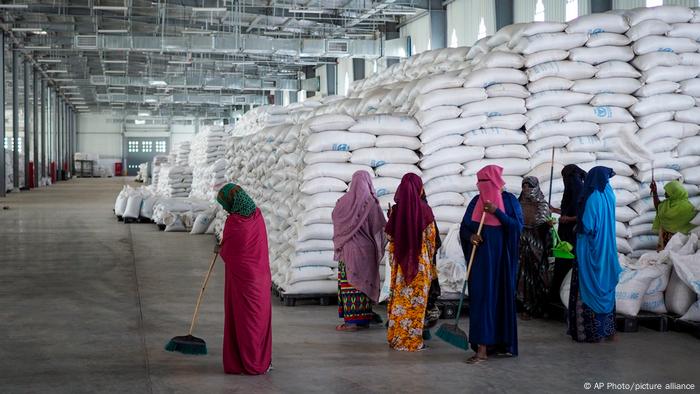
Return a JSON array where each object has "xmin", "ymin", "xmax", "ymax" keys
[
  {"xmin": 128, "ymin": 140, "xmax": 139, "ymax": 153},
  {"xmin": 450, "ymin": 29, "xmax": 459, "ymax": 48},
  {"xmin": 3, "ymin": 137, "xmax": 22, "ymax": 153},
  {"xmin": 646, "ymin": 0, "xmax": 662, "ymax": 6},
  {"xmin": 155, "ymin": 141, "xmax": 167, "ymax": 153},
  {"xmin": 477, "ymin": 17, "xmax": 488, "ymax": 40},
  {"xmin": 534, "ymin": 0, "xmax": 545, "ymax": 22},
  {"xmin": 566, "ymin": 0, "xmax": 578, "ymax": 22},
  {"xmin": 141, "ymin": 141, "xmax": 153, "ymax": 153}
]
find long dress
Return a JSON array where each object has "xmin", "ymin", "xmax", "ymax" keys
[
  {"xmin": 386, "ymin": 222, "xmax": 437, "ymax": 351},
  {"xmin": 567, "ymin": 186, "xmax": 620, "ymax": 343},
  {"xmin": 460, "ymin": 193, "xmax": 523, "ymax": 355},
  {"xmin": 518, "ymin": 222, "xmax": 552, "ymax": 317},
  {"xmin": 220, "ymin": 208, "xmax": 272, "ymax": 375},
  {"xmin": 338, "ymin": 260, "xmax": 374, "ymax": 325}
]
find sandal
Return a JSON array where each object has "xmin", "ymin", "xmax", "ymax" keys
[
  {"xmin": 465, "ymin": 355, "xmax": 488, "ymax": 364},
  {"xmin": 335, "ymin": 324, "xmax": 358, "ymax": 332}
]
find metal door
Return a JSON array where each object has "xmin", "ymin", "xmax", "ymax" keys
[{"xmin": 125, "ymin": 137, "xmax": 168, "ymax": 176}]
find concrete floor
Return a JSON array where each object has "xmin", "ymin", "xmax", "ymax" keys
[{"xmin": 1, "ymin": 177, "xmax": 699, "ymax": 394}]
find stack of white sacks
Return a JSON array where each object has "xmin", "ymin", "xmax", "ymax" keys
[
  {"xmin": 150, "ymin": 155, "xmax": 169, "ymax": 186},
  {"xmin": 616, "ymin": 7, "xmax": 700, "ymax": 256},
  {"xmin": 174, "ymin": 141, "xmax": 191, "ymax": 167},
  {"xmin": 189, "ymin": 127, "xmax": 230, "ymax": 201},
  {"xmin": 156, "ymin": 165, "xmax": 193, "ymax": 198},
  {"xmin": 205, "ymin": 5, "xmax": 700, "ymax": 302}
]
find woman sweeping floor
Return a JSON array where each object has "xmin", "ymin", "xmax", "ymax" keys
[
  {"xmin": 651, "ymin": 180, "xmax": 698, "ymax": 251},
  {"xmin": 385, "ymin": 173, "xmax": 438, "ymax": 352},
  {"xmin": 460, "ymin": 165, "xmax": 523, "ymax": 364},
  {"xmin": 332, "ymin": 170, "xmax": 387, "ymax": 332},
  {"xmin": 517, "ymin": 176, "xmax": 553, "ymax": 319},
  {"xmin": 568, "ymin": 167, "xmax": 621, "ymax": 343},
  {"xmin": 217, "ymin": 183, "xmax": 272, "ymax": 375}
]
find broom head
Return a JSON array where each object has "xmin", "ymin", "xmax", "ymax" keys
[
  {"xmin": 435, "ymin": 323, "xmax": 469, "ymax": 350},
  {"xmin": 165, "ymin": 334, "xmax": 207, "ymax": 355}
]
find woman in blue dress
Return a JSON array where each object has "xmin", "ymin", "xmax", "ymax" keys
[
  {"xmin": 460, "ymin": 165, "xmax": 523, "ymax": 364},
  {"xmin": 567, "ymin": 166, "xmax": 621, "ymax": 343}
]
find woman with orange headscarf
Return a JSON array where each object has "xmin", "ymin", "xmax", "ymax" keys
[
  {"xmin": 385, "ymin": 173, "xmax": 438, "ymax": 352},
  {"xmin": 460, "ymin": 165, "xmax": 523, "ymax": 364}
]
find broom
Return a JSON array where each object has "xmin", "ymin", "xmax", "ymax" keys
[
  {"xmin": 165, "ymin": 251, "xmax": 219, "ymax": 355},
  {"xmin": 436, "ymin": 211, "xmax": 487, "ymax": 350}
]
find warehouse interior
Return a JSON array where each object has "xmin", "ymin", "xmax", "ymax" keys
[{"xmin": 2, "ymin": 0, "xmax": 700, "ymax": 393}]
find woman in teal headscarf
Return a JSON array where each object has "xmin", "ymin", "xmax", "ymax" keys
[
  {"xmin": 216, "ymin": 183, "xmax": 272, "ymax": 375},
  {"xmin": 568, "ymin": 167, "xmax": 621, "ymax": 343},
  {"xmin": 650, "ymin": 180, "xmax": 698, "ymax": 251}
]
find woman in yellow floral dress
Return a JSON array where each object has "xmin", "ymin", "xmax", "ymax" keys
[{"xmin": 385, "ymin": 173, "xmax": 438, "ymax": 352}]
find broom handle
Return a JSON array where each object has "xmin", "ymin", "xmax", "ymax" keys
[
  {"xmin": 454, "ymin": 211, "xmax": 487, "ymax": 325},
  {"xmin": 548, "ymin": 146, "xmax": 555, "ymax": 206},
  {"xmin": 188, "ymin": 252, "xmax": 219, "ymax": 335}
]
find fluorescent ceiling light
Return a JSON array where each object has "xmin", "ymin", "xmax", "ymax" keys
[
  {"xmin": 148, "ymin": 80, "xmax": 167, "ymax": 87},
  {"xmin": 38, "ymin": 58, "xmax": 61, "ymax": 63},
  {"xmin": 12, "ymin": 27, "xmax": 46, "ymax": 34},
  {"xmin": 168, "ymin": 60, "xmax": 191, "ymax": 65},
  {"xmin": 143, "ymin": 98, "xmax": 157, "ymax": 103},
  {"xmin": 0, "ymin": 4, "xmax": 28, "ymax": 8},
  {"xmin": 290, "ymin": 8, "xmax": 327, "ymax": 14},
  {"xmin": 108, "ymin": 86, "xmax": 125, "ymax": 90},
  {"xmin": 192, "ymin": 7, "xmax": 227, "ymax": 12},
  {"xmin": 104, "ymin": 70, "xmax": 126, "ymax": 74},
  {"xmin": 97, "ymin": 29, "xmax": 128, "ymax": 34},
  {"xmin": 230, "ymin": 60, "xmax": 255, "ymax": 65},
  {"xmin": 61, "ymin": 86, "xmax": 79, "ymax": 89},
  {"xmin": 45, "ymin": 69, "xmax": 68, "ymax": 73},
  {"xmin": 93, "ymin": 6, "xmax": 128, "ymax": 11},
  {"xmin": 103, "ymin": 60, "xmax": 127, "ymax": 64},
  {"xmin": 138, "ymin": 112, "xmax": 150, "ymax": 116},
  {"xmin": 134, "ymin": 119, "xmax": 146, "ymax": 125},
  {"xmin": 24, "ymin": 45, "xmax": 51, "ymax": 50},
  {"xmin": 52, "ymin": 78, "xmax": 73, "ymax": 82}
]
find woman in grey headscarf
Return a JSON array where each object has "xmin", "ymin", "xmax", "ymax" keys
[{"xmin": 517, "ymin": 176, "xmax": 553, "ymax": 319}]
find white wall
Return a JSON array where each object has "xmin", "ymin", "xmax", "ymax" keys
[
  {"xmin": 78, "ymin": 113, "xmax": 197, "ymax": 160},
  {"xmin": 447, "ymin": 0, "xmax": 496, "ymax": 47},
  {"xmin": 78, "ymin": 113, "xmax": 122, "ymax": 159},
  {"xmin": 171, "ymin": 124, "xmax": 196, "ymax": 147},
  {"xmin": 400, "ymin": 13, "xmax": 432, "ymax": 55}
]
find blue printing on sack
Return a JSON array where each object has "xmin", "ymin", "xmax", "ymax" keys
[
  {"xmin": 657, "ymin": 48, "xmax": 674, "ymax": 53},
  {"xmin": 589, "ymin": 28, "xmax": 605, "ymax": 35},
  {"xmin": 594, "ymin": 106, "xmax": 612, "ymax": 119},
  {"xmin": 615, "ymin": 291, "xmax": 640, "ymax": 300},
  {"xmin": 333, "ymin": 143, "xmax": 350, "ymax": 151},
  {"xmin": 371, "ymin": 160, "xmax": 386, "ymax": 167},
  {"xmin": 487, "ymin": 111, "xmax": 502, "ymax": 117},
  {"xmin": 376, "ymin": 188, "xmax": 388, "ymax": 197}
]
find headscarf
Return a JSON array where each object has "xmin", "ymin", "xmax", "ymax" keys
[
  {"xmin": 519, "ymin": 176, "xmax": 550, "ymax": 227},
  {"xmin": 578, "ymin": 166, "xmax": 615, "ymax": 233},
  {"xmin": 653, "ymin": 180, "xmax": 697, "ymax": 234},
  {"xmin": 217, "ymin": 183, "xmax": 257, "ymax": 217},
  {"xmin": 561, "ymin": 164, "xmax": 586, "ymax": 218},
  {"xmin": 472, "ymin": 165, "xmax": 506, "ymax": 226},
  {"xmin": 385, "ymin": 173, "xmax": 434, "ymax": 284}
]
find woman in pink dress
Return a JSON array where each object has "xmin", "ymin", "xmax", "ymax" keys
[{"xmin": 216, "ymin": 183, "xmax": 272, "ymax": 375}]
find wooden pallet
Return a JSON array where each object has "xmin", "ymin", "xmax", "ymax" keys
[
  {"xmin": 668, "ymin": 315, "xmax": 700, "ymax": 339},
  {"xmin": 615, "ymin": 312, "xmax": 670, "ymax": 333},
  {"xmin": 279, "ymin": 292, "xmax": 336, "ymax": 307},
  {"xmin": 157, "ymin": 224, "xmax": 166, "ymax": 231}
]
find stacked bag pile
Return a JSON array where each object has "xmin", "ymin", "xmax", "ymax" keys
[
  {"xmin": 188, "ymin": 126, "xmax": 230, "ymax": 201},
  {"xmin": 174, "ymin": 141, "xmax": 191, "ymax": 167},
  {"xmin": 150, "ymin": 155, "xmax": 169, "ymax": 186},
  {"xmin": 156, "ymin": 165, "xmax": 193, "ymax": 198}
]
